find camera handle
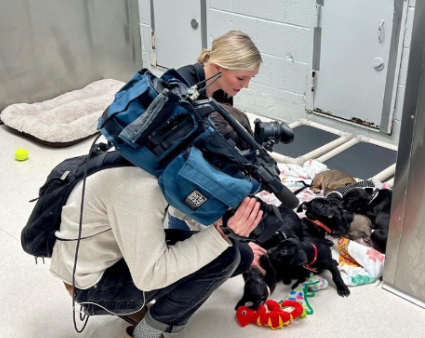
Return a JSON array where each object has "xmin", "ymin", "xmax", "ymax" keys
[{"xmin": 191, "ymin": 98, "xmax": 299, "ymax": 209}]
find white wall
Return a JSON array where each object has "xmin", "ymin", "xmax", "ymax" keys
[{"xmin": 138, "ymin": 0, "xmax": 415, "ymax": 146}]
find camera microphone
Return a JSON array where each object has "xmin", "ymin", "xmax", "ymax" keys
[{"xmin": 274, "ymin": 185, "xmax": 300, "ymax": 210}]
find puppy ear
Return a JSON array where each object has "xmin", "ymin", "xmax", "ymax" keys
[
  {"xmin": 290, "ymin": 250, "xmax": 308, "ymax": 266},
  {"xmin": 364, "ymin": 187, "xmax": 374, "ymax": 196},
  {"xmin": 297, "ymin": 202, "xmax": 307, "ymax": 213}
]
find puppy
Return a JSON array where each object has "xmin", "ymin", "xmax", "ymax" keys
[
  {"xmin": 297, "ymin": 198, "xmax": 350, "ymax": 238},
  {"xmin": 371, "ymin": 229, "xmax": 389, "ymax": 253},
  {"xmin": 235, "ymin": 255, "xmax": 277, "ymax": 310},
  {"xmin": 364, "ymin": 189, "xmax": 392, "ymax": 231},
  {"xmin": 311, "ymin": 170, "xmax": 356, "ymax": 196},
  {"xmin": 341, "ymin": 187, "xmax": 375, "ymax": 213},
  {"xmin": 259, "ymin": 203, "xmax": 303, "ymax": 250},
  {"xmin": 268, "ymin": 237, "xmax": 350, "ymax": 297},
  {"xmin": 342, "ymin": 188, "xmax": 392, "ymax": 253},
  {"xmin": 345, "ymin": 214, "xmax": 372, "ymax": 246}
]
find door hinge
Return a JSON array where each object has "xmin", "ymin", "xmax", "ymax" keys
[
  {"xmin": 312, "ymin": 4, "xmax": 322, "ymax": 72},
  {"xmin": 316, "ymin": 3, "xmax": 322, "ymax": 27},
  {"xmin": 151, "ymin": 31, "xmax": 156, "ymax": 50}
]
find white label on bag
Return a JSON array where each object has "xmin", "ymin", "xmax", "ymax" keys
[{"xmin": 185, "ymin": 190, "xmax": 208, "ymax": 210}]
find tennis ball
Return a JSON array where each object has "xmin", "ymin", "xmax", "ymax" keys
[{"xmin": 15, "ymin": 148, "xmax": 29, "ymax": 161}]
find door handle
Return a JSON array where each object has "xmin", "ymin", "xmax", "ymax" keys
[{"xmin": 378, "ymin": 20, "xmax": 385, "ymax": 43}]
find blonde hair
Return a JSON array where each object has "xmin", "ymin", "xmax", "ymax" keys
[{"xmin": 197, "ymin": 30, "xmax": 262, "ymax": 70}]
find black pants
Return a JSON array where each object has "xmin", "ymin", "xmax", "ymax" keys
[{"xmin": 74, "ymin": 229, "xmax": 253, "ymax": 333}]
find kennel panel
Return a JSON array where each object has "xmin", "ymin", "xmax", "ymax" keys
[
  {"xmin": 268, "ymin": 119, "xmax": 353, "ymax": 165},
  {"xmin": 316, "ymin": 136, "xmax": 398, "ymax": 181}
]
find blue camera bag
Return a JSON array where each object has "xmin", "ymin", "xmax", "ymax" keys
[{"xmin": 98, "ymin": 68, "xmax": 253, "ymax": 225}]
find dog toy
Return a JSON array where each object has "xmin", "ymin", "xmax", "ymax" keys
[
  {"xmin": 15, "ymin": 148, "xmax": 29, "ymax": 161},
  {"xmin": 236, "ymin": 299, "xmax": 304, "ymax": 329},
  {"xmin": 282, "ymin": 274, "xmax": 328, "ymax": 315},
  {"xmin": 306, "ymin": 273, "xmax": 328, "ymax": 292}
]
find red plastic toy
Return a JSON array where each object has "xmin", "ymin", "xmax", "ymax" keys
[{"xmin": 235, "ymin": 299, "xmax": 304, "ymax": 329}]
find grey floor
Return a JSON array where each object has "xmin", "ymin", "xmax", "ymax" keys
[{"xmin": 2, "ymin": 124, "xmax": 425, "ymax": 338}]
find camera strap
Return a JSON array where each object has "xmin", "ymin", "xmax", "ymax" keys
[{"xmin": 220, "ymin": 210, "xmax": 253, "ymax": 242}]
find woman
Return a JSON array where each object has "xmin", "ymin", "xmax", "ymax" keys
[{"xmin": 178, "ymin": 30, "xmax": 262, "ymax": 105}]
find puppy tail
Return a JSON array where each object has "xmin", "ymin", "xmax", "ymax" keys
[{"xmin": 293, "ymin": 181, "xmax": 311, "ymax": 196}]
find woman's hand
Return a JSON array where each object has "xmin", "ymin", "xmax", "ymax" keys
[
  {"xmin": 227, "ymin": 197, "xmax": 263, "ymax": 237},
  {"xmin": 248, "ymin": 242, "xmax": 267, "ymax": 275}
]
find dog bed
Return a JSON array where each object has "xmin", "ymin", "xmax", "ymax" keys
[{"xmin": 0, "ymin": 79, "xmax": 124, "ymax": 147}]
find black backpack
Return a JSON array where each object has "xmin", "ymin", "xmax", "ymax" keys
[{"xmin": 21, "ymin": 143, "xmax": 133, "ymax": 260}]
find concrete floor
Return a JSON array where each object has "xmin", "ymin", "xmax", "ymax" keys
[{"xmin": 1, "ymin": 123, "xmax": 425, "ymax": 338}]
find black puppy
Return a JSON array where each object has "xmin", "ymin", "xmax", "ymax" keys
[
  {"xmin": 341, "ymin": 187, "xmax": 375, "ymax": 213},
  {"xmin": 235, "ymin": 255, "xmax": 277, "ymax": 310},
  {"xmin": 342, "ymin": 188, "xmax": 392, "ymax": 253},
  {"xmin": 297, "ymin": 198, "xmax": 351, "ymax": 238},
  {"xmin": 258, "ymin": 203, "xmax": 303, "ymax": 250},
  {"xmin": 268, "ymin": 237, "xmax": 350, "ymax": 297}
]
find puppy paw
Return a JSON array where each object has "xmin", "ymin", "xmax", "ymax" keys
[
  {"xmin": 337, "ymin": 286, "xmax": 351, "ymax": 297},
  {"xmin": 282, "ymin": 278, "xmax": 292, "ymax": 285}
]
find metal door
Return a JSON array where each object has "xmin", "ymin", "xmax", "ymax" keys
[
  {"xmin": 153, "ymin": 0, "xmax": 206, "ymax": 69},
  {"xmin": 312, "ymin": 0, "xmax": 400, "ymax": 133}
]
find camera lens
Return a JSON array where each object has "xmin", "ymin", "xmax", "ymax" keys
[
  {"xmin": 276, "ymin": 122, "xmax": 294, "ymax": 144},
  {"xmin": 253, "ymin": 119, "xmax": 294, "ymax": 146}
]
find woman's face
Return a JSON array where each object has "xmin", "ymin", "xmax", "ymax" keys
[{"xmin": 216, "ymin": 67, "xmax": 259, "ymax": 96}]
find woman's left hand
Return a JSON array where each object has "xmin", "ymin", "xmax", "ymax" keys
[{"xmin": 248, "ymin": 242, "xmax": 267, "ymax": 275}]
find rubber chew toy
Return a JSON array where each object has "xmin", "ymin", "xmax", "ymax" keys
[
  {"xmin": 236, "ymin": 299, "xmax": 304, "ymax": 329},
  {"xmin": 282, "ymin": 274, "xmax": 328, "ymax": 315}
]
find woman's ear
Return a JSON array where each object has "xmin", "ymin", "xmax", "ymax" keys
[{"xmin": 212, "ymin": 63, "xmax": 221, "ymax": 72}]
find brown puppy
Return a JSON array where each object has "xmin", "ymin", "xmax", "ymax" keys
[
  {"xmin": 345, "ymin": 214, "xmax": 373, "ymax": 246},
  {"xmin": 311, "ymin": 170, "xmax": 356, "ymax": 196}
]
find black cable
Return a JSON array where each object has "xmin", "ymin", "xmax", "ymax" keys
[
  {"xmin": 72, "ymin": 133, "xmax": 102, "ymax": 333},
  {"xmin": 195, "ymin": 71, "xmax": 222, "ymax": 90},
  {"xmin": 198, "ymin": 74, "xmax": 222, "ymax": 96},
  {"xmin": 70, "ymin": 134, "xmax": 146, "ymax": 332},
  {"xmin": 189, "ymin": 73, "xmax": 223, "ymax": 101}
]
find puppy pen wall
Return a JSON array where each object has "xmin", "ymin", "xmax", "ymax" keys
[{"xmin": 382, "ymin": 0, "xmax": 425, "ymax": 308}]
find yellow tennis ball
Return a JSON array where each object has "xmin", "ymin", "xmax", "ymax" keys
[{"xmin": 15, "ymin": 148, "xmax": 29, "ymax": 161}]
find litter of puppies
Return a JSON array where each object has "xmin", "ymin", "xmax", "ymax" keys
[{"xmin": 235, "ymin": 164, "xmax": 390, "ymax": 323}]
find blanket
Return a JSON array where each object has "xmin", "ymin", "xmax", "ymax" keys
[
  {"xmin": 331, "ymin": 237, "xmax": 385, "ymax": 286},
  {"xmin": 0, "ymin": 79, "xmax": 124, "ymax": 147}
]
